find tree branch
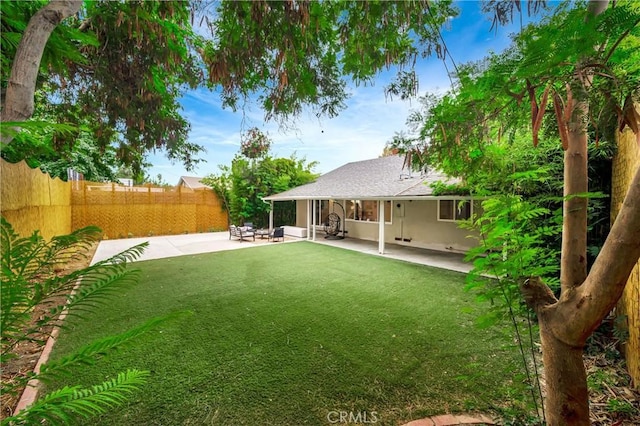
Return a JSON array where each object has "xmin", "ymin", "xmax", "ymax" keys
[
  {"xmin": 602, "ymin": 19, "xmax": 640, "ymax": 64},
  {"xmin": 0, "ymin": 0, "xmax": 82, "ymax": 143},
  {"xmin": 520, "ymin": 276, "xmax": 558, "ymax": 311},
  {"xmin": 554, "ymin": 162, "xmax": 640, "ymax": 344}
]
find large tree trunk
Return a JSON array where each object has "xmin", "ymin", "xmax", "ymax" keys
[
  {"xmin": 525, "ymin": 164, "xmax": 640, "ymax": 425},
  {"xmin": 0, "ymin": 0, "xmax": 82, "ymax": 143},
  {"xmin": 547, "ymin": 93, "xmax": 592, "ymax": 425},
  {"xmin": 534, "ymin": 2, "xmax": 632, "ymax": 423},
  {"xmin": 539, "ymin": 322, "xmax": 589, "ymax": 425}
]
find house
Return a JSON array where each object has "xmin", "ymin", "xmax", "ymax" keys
[
  {"xmin": 177, "ymin": 176, "xmax": 208, "ymax": 189},
  {"xmin": 262, "ymin": 155, "xmax": 479, "ymax": 254}
]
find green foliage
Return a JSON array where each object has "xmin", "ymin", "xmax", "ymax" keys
[
  {"xmin": 4, "ymin": 370, "xmax": 149, "ymax": 426},
  {"xmin": 58, "ymin": 0, "xmax": 205, "ymax": 174},
  {"xmin": 240, "ymin": 127, "xmax": 271, "ymax": 159},
  {"xmin": 201, "ymin": 172, "xmax": 232, "ymax": 225},
  {"xmin": 201, "ymin": 0, "xmax": 457, "ymax": 121},
  {"xmin": 386, "ymin": 2, "xmax": 637, "ymax": 423},
  {"xmin": 390, "ymin": 2, "xmax": 624, "ymax": 269},
  {"xmin": 143, "ymin": 173, "xmax": 173, "ymax": 188},
  {"xmin": 462, "ymin": 191, "xmax": 560, "ymax": 424},
  {"xmin": 3, "ymin": 0, "xmax": 464, "ymax": 176},
  {"xmin": 607, "ymin": 398, "xmax": 638, "ymax": 416},
  {"xmin": 204, "ymin": 130, "xmax": 318, "ymax": 227},
  {"xmin": 392, "ymin": 2, "xmax": 638, "ymax": 184},
  {"xmin": 0, "ymin": 217, "xmax": 157, "ymax": 425},
  {"xmin": 1, "ymin": 0, "xmax": 205, "ymax": 174},
  {"xmin": 0, "ymin": 1, "xmax": 98, "ymax": 89},
  {"xmin": 0, "ymin": 118, "xmax": 120, "ymax": 182},
  {"xmin": 463, "ymin": 193, "xmax": 561, "ymax": 327},
  {"xmin": 429, "ymin": 181, "xmax": 472, "ymax": 196}
]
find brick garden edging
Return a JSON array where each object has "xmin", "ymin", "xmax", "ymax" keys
[{"xmin": 402, "ymin": 413, "xmax": 496, "ymax": 426}]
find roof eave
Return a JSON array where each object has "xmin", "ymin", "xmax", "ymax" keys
[{"xmin": 262, "ymin": 194, "xmax": 483, "ymax": 201}]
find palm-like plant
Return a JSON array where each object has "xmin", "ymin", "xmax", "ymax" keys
[{"xmin": 1, "ymin": 217, "xmax": 156, "ymax": 425}]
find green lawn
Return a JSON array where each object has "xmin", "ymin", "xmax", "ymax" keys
[{"xmin": 49, "ymin": 242, "xmax": 530, "ymax": 425}]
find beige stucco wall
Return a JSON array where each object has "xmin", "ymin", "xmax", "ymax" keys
[
  {"xmin": 295, "ymin": 199, "xmax": 478, "ymax": 253},
  {"xmin": 295, "ymin": 200, "xmax": 308, "ymax": 228},
  {"xmin": 391, "ymin": 200, "xmax": 476, "ymax": 252}
]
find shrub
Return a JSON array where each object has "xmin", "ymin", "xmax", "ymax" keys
[{"xmin": 1, "ymin": 217, "xmax": 157, "ymax": 425}]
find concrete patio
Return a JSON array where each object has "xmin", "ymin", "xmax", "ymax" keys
[{"xmin": 92, "ymin": 232, "xmax": 472, "ymax": 274}]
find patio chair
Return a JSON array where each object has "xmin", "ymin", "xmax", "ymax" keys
[
  {"xmin": 243, "ymin": 222, "xmax": 254, "ymax": 230},
  {"xmin": 324, "ymin": 212, "xmax": 341, "ymax": 237},
  {"xmin": 269, "ymin": 227, "xmax": 284, "ymax": 242},
  {"xmin": 229, "ymin": 225, "xmax": 255, "ymax": 241}
]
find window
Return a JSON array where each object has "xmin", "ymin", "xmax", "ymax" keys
[
  {"xmin": 438, "ymin": 199, "xmax": 472, "ymax": 222},
  {"xmin": 384, "ymin": 200, "xmax": 391, "ymax": 222},
  {"xmin": 345, "ymin": 200, "xmax": 391, "ymax": 223},
  {"xmin": 314, "ymin": 200, "xmax": 330, "ymax": 225}
]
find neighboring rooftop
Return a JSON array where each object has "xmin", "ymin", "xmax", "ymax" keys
[
  {"xmin": 263, "ymin": 155, "xmax": 459, "ymax": 201},
  {"xmin": 177, "ymin": 176, "xmax": 208, "ymax": 189}
]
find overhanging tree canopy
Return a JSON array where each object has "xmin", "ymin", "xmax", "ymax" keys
[
  {"xmin": 393, "ymin": 2, "xmax": 640, "ymax": 424},
  {"xmin": 1, "ymin": 0, "xmax": 458, "ymax": 175}
]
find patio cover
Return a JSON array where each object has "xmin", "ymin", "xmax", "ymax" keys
[{"xmin": 262, "ymin": 155, "xmax": 470, "ymax": 254}]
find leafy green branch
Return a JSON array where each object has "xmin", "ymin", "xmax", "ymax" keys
[{"xmin": 0, "ymin": 217, "xmax": 171, "ymax": 425}]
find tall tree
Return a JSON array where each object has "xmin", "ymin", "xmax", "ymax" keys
[
  {"xmin": 398, "ymin": 2, "xmax": 640, "ymax": 424},
  {"xmin": 204, "ymin": 127, "xmax": 318, "ymax": 228}
]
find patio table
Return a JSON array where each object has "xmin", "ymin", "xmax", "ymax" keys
[{"xmin": 255, "ymin": 229, "xmax": 270, "ymax": 239}]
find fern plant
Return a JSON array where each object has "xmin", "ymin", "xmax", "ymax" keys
[
  {"xmin": 0, "ymin": 217, "xmax": 156, "ymax": 425},
  {"xmin": 460, "ymin": 171, "xmax": 563, "ymax": 425}
]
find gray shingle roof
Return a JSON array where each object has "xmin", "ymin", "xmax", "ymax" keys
[{"xmin": 263, "ymin": 155, "xmax": 458, "ymax": 201}]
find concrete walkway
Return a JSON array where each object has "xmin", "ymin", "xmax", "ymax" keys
[
  {"xmin": 91, "ymin": 231, "xmax": 296, "ymax": 264},
  {"xmin": 314, "ymin": 237, "xmax": 472, "ymax": 273},
  {"xmin": 92, "ymin": 232, "xmax": 471, "ymax": 274}
]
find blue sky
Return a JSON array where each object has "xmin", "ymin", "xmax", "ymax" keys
[{"xmin": 146, "ymin": 1, "xmax": 541, "ymax": 184}]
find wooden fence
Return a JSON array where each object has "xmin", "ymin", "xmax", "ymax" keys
[
  {"xmin": 611, "ymin": 125, "xmax": 640, "ymax": 387},
  {"xmin": 1, "ymin": 159, "xmax": 228, "ymax": 241},
  {"xmin": 72, "ymin": 182, "xmax": 227, "ymax": 239},
  {"xmin": 0, "ymin": 160, "xmax": 72, "ymax": 240}
]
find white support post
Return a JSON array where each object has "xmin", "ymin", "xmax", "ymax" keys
[
  {"xmin": 269, "ymin": 201, "xmax": 274, "ymax": 232},
  {"xmin": 378, "ymin": 200, "xmax": 385, "ymax": 254},
  {"xmin": 312, "ymin": 199, "xmax": 317, "ymax": 241},
  {"xmin": 306, "ymin": 200, "xmax": 311, "ymax": 240}
]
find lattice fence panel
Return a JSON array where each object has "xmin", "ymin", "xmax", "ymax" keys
[{"xmin": 71, "ymin": 183, "xmax": 228, "ymax": 238}]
